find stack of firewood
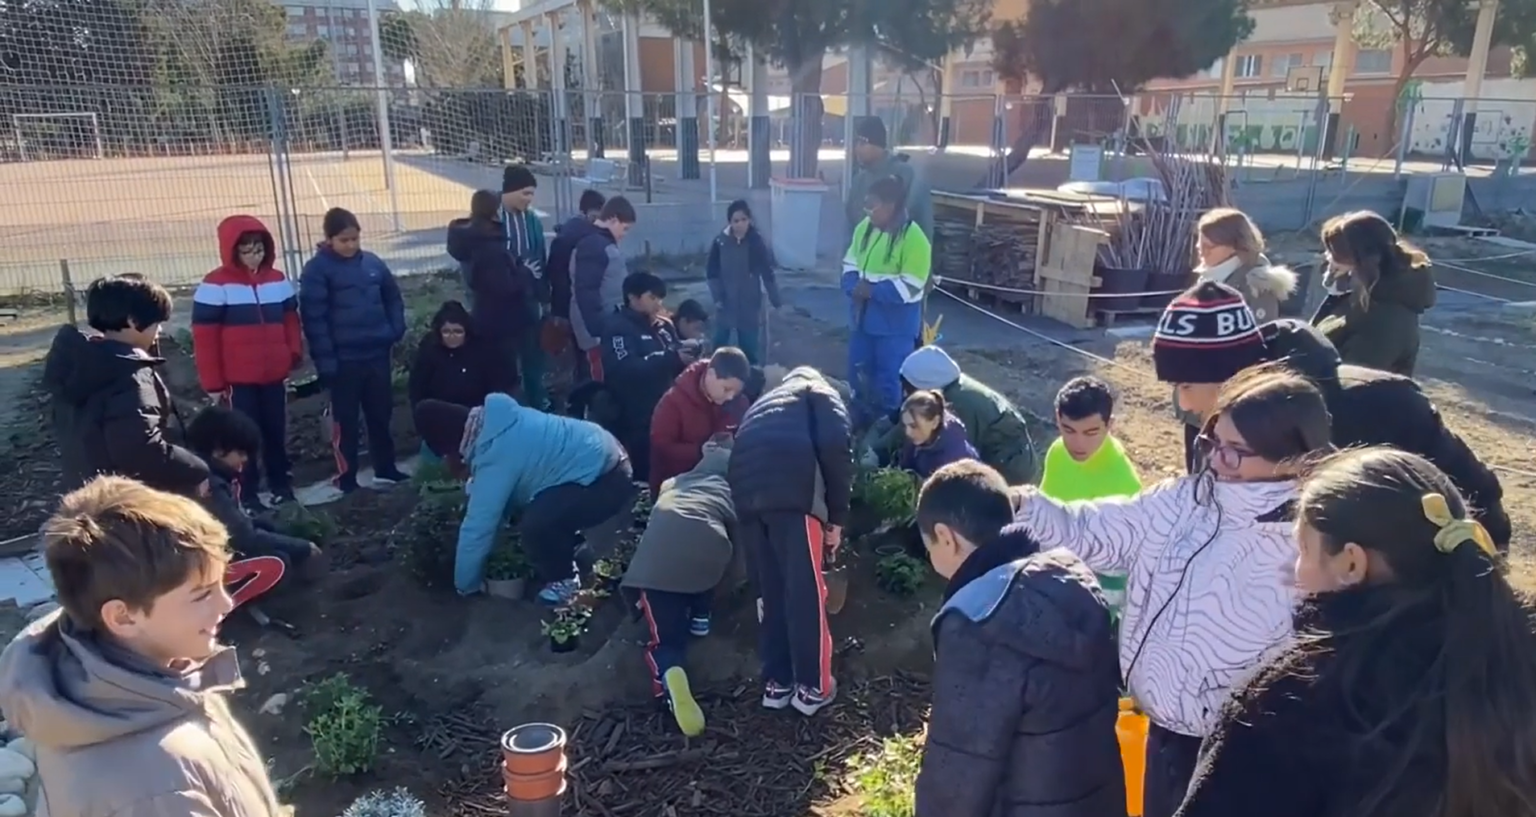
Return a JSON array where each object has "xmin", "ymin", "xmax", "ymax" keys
[{"xmin": 933, "ymin": 220, "xmax": 1038, "ymax": 292}]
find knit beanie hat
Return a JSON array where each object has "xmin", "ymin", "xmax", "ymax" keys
[
  {"xmin": 502, "ymin": 164, "xmax": 537, "ymax": 194},
  {"xmin": 415, "ymin": 399, "xmax": 470, "ymax": 459},
  {"xmin": 855, "ymin": 116, "xmax": 888, "ymax": 149},
  {"xmin": 1151, "ymin": 281, "xmax": 1268, "ymax": 384},
  {"xmin": 900, "ymin": 346, "xmax": 962, "ymax": 390}
]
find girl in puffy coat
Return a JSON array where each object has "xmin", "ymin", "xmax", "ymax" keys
[
  {"xmin": 896, "ymin": 389, "xmax": 976, "ymax": 479},
  {"xmin": 1012, "ymin": 364, "xmax": 1334, "ymax": 817}
]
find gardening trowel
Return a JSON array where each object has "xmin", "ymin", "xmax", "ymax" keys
[{"xmin": 824, "ymin": 547, "xmax": 850, "ymax": 616}]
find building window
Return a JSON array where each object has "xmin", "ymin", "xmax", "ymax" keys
[
  {"xmin": 959, "ymin": 68, "xmax": 994, "ymax": 88},
  {"xmin": 1233, "ymin": 54, "xmax": 1262, "ymax": 78},
  {"xmin": 1312, "ymin": 51, "xmax": 1333, "ymax": 68},
  {"xmin": 1197, "ymin": 56, "xmax": 1225, "ymax": 79},
  {"xmin": 287, "ymin": 22, "xmax": 308, "ymax": 37},
  {"xmin": 1270, "ymin": 53, "xmax": 1304, "ymax": 77},
  {"xmin": 1355, "ymin": 48, "xmax": 1393, "ymax": 74}
]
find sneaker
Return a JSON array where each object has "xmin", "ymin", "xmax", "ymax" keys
[
  {"xmin": 372, "ymin": 469, "xmax": 410, "ymax": 486},
  {"xmin": 791, "ymin": 682, "xmax": 837, "ymax": 717},
  {"xmin": 761, "ymin": 681, "xmax": 793, "ymax": 711},
  {"xmin": 663, "ymin": 667, "xmax": 705, "ymax": 737},
  {"xmin": 333, "ymin": 475, "xmax": 360, "ymax": 494},
  {"xmin": 536, "ymin": 578, "xmax": 580, "ymax": 606},
  {"xmin": 271, "ymin": 488, "xmax": 298, "ymax": 506},
  {"xmin": 689, "ymin": 615, "xmax": 711, "ymax": 637}
]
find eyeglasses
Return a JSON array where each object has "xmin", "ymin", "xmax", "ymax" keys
[
  {"xmin": 238, "ymin": 245, "xmax": 264, "ymax": 255},
  {"xmin": 1197, "ymin": 433, "xmax": 1257, "ymax": 470}
]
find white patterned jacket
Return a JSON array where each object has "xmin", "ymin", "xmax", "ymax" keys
[{"xmin": 1016, "ymin": 476, "xmax": 1300, "ymax": 737}]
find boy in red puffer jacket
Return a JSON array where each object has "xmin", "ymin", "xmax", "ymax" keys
[
  {"xmin": 192, "ymin": 215, "xmax": 304, "ymax": 512},
  {"xmin": 648, "ymin": 346, "xmax": 752, "ymax": 497}
]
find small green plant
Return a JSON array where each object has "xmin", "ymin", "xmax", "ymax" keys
[
  {"xmin": 857, "ymin": 467, "xmax": 919, "ymax": 526},
  {"xmin": 398, "ymin": 494, "xmax": 464, "ymax": 588},
  {"xmin": 302, "ymin": 674, "xmax": 383, "ymax": 778},
  {"xmin": 847, "ymin": 733, "xmax": 924, "ymax": 817},
  {"xmin": 412, "ymin": 458, "xmax": 454, "ymax": 487},
  {"xmin": 341, "ymin": 788, "xmax": 428, "ymax": 817},
  {"xmin": 485, "ymin": 539, "xmax": 532, "ymax": 581},
  {"xmin": 541, "ymin": 607, "xmax": 590, "ymax": 643},
  {"xmin": 874, "ymin": 552, "xmax": 927, "ymax": 597},
  {"xmin": 592, "ymin": 557, "xmax": 624, "ymax": 583},
  {"xmin": 272, "ymin": 503, "xmax": 338, "ymax": 545}
]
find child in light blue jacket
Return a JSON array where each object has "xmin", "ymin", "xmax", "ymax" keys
[{"xmin": 414, "ymin": 393, "xmax": 635, "ymax": 605}]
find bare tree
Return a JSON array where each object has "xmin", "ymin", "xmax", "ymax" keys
[{"xmin": 400, "ymin": 0, "xmax": 502, "ymax": 88}]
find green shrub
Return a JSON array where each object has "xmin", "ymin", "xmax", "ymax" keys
[
  {"xmin": 271, "ymin": 503, "xmax": 338, "ymax": 545},
  {"xmin": 874, "ymin": 552, "xmax": 927, "ymax": 597},
  {"xmin": 302, "ymin": 674, "xmax": 383, "ymax": 778},
  {"xmin": 847, "ymin": 733, "xmax": 924, "ymax": 817}
]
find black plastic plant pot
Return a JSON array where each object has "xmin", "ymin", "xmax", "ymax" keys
[{"xmin": 550, "ymin": 635, "xmax": 579, "ymax": 653}]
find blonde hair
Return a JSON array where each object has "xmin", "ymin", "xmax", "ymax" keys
[
  {"xmin": 1197, "ymin": 207, "xmax": 1266, "ymax": 269},
  {"xmin": 44, "ymin": 476, "xmax": 231, "ymax": 630}
]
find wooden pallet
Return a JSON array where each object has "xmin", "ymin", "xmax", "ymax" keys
[
  {"xmin": 940, "ymin": 280, "xmax": 1035, "ymax": 314},
  {"xmin": 1093, "ymin": 306, "xmax": 1164, "ymax": 327}
]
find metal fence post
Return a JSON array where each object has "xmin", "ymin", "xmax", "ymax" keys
[
  {"xmin": 60, "ymin": 259, "xmax": 76, "ymax": 325},
  {"xmin": 1394, "ymin": 101, "xmax": 1415, "ymax": 178}
]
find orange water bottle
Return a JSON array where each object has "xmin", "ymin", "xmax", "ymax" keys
[{"xmin": 1117, "ymin": 697, "xmax": 1148, "ymax": 816}]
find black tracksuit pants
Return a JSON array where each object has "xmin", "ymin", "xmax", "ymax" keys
[
  {"xmin": 520, "ymin": 460, "xmax": 635, "ymax": 582},
  {"xmin": 1143, "ymin": 723, "xmax": 1203, "ymax": 817},
  {"xmin": 229, "ymin": 382, "xmax": 290, "ymax": 496},
  {"xmin": 636, "ymin": 588, "xmax": 712, "ymax": 696},
  {"xmin": 737, "ymin": 510, "xmax": 833, "ymax": 695},
  {"xmin": 328, "ymin": 355, "xmax": 398, "ymax": 487}
]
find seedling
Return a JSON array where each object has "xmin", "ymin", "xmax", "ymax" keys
[
  {"xmin": 848, "ymin": 733, "xmax": 924, "ymax": 817},
  {"xmin": 485, "ymin": 540, "xmax": 532, "ymax": 581},
  {"xmin": 341, "ymin": 788, "xmax": 428, "ymax": 817},
  {"xmin": 874, "ymin": 552, "xmax": 927, "ymax": 597},
  {"xmin": 856, "ymin": 467, "xmax": 918, "ymax": 527},
  {"xmin": 272, "ymin": 503, "xmax": 338, "ymax": 545},
  {"xmin": 541, "ymin": 607, "xmax": 590, "ymax": 643},
  {"xmin": 302, "ymin": 673, "xmax": 383, "ymax": 778},
  {"xmin": 592, "ymin": 557, "xmax": 624, "ymax": 583}
]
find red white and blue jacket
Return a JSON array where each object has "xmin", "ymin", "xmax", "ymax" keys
[{"xmin": 192, "ymin": 215, "xmax": 304, "ymax": 391}]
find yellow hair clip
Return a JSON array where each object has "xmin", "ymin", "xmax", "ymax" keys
[{"xmin": 1421, "ymin": 493, "xmax": 1496, "ymax": 557}]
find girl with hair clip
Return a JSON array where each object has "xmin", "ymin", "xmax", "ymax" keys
[
  {"xmin": 841, "ymin": 175, "xmax": 932, "ymax": 426},
  {"xmin": 1314, "ymin": 210, "xmax": 1436, "ymax": 376},
  {"xmin": 1011, "ymin": 363, "xmax": 1336, "ymax": 817},
  {"xmin": 896, "ymin": 388, "xmax": 976, "ymax": 479},
  {"xmin": 1175, "ymin": 447, "xmax": 1536, "ymax": 817}
]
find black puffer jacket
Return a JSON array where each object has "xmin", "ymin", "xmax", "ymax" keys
[
  {"xmin": 727, "ymin": 367, "xmax": 853, "ymax": 526},
  {"xmin": 917, "ymin": 530, "xmax": 1126, "ymax": 817},
  {"xmin": 601, "ymin": 307, "xmax": 684, "ymax": 440},
  {"xmin": 41, "ymin": 326, "xmax": 208, "ymax": 494},
  {"xmin": 1263, "ymin": 319, "xmax": 1510, "ymax": 549}
]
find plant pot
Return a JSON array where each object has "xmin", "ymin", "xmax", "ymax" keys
[
  {"xmin": 486, "ymin": 577, "xmax": 527, "ymax": 599},
  {"xmin": 1140, "ymin": 270, "xmax": 1194, "ymax": 309},
  {"xmin": 549, "ymin": 635, "xmax": 579, "ymax": 653},
  {"xmin": 1093, "ymin": 266, "xmax": 1152, "ymax": 313},
  {"xmin": 824, "ymin": 564, "xmax": 850, "ymax": 616},
  {"xmin": 503, "ymin": 755, "xmax": 569, "ymax": 801},
  {"xmin": 501, "ymin": 723, "xmax": 568, "ymax": 777}
]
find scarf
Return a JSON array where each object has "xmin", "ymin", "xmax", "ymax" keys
[{"xmin": 460, "ymin": 406, "xmax": 486, "ymax": 462}]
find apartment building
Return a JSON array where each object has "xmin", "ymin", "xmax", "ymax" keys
[{"xmin": 280, "ymin": 0, "xmax": 408, "ymax": 86}]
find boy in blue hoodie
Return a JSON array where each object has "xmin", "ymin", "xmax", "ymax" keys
[{"xmin": 414, "ymin": 394, "xmax": 636, "ymax": 605}]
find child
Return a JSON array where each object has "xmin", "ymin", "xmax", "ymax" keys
[
  {"xmin": 42, "ymin": 275, "xmax": 209, "ymax": 496},
  {"xmin": 672, "ymin": 299, "xmax": 711, "ymax": 343},
  {"xmin": 914, "ymin": 461, "xmax": 1124, "ymax": 817},
  {"xmin": 727, "ymin": 366, "xmax": 853, "ymax": 716},
  {"xmin": 896, "ymin": 389, "xmax": 977, "ymax": 479},
  {"xmin": 841, "ymin": 175, "xmax": 932, "ymax": 424},
  {"xmin": 621, "ymin": 437, "xmax": 736, "ymax": 737},
  {"xmin": 500, "ymin": 164, "xmax": 551, "ymax": 409},
  {"xmin": 407, "ymin": 300, "xmax": 512, "ymax": 410},
  {"xmin": 192, "ymin": 214, "xmax": 304, "ymax": 511},
  {"xmin": 449, "ymin": 190, "xmax": 532, "ymax": 396},
  {"xmin": 185, "ymin": 405, "xmax": 326, "ymax": 586},
  {"xmin": 414, "ymin": 394, "xmax": 635, "ymax": 605},
  {"xmin": 300, "ymin": 207, "xmax": 409, "ymax": 493},
  {"xmin": 706, "ymin": 199, "xmax": 781, "ymax": 363},
  {"xmin": 1181, "ymin": 447, "xmax": 1536, "ymax": 817},
  {"xmin": 648, "ymin": 346, "xmax": 751, "ymax": 497},
  {"xmin": 603, "ymin": 271, "xmax": 699, "ymax": 479},
  {"xmin": 1038, "ymin": 376, "xmax": 1142, "ymax": 616},
  {"xmin": 547, "ymin": 188, "xmax": 607, "ymax": 322},
  {"xmin": 0, "ymin": 476, "xmax": 283, "ymax": 815},
  {"xmin": 1012, "ymin": 366, "xmax": 1333, "ymax": 817},
  {"xmin": 893, "ymin": 345, "xmax": 1038, "ymax": 484},
  {"xmin": 570, "ymin": 196, "xmax": 639, "ymax": 382}
]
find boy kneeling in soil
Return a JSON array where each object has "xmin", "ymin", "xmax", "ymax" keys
[
  {"xmin": 185, "ymin": 405, "xmax": 328, "ymax": 596},
  {"xmin": 915, "ymin": 460, "xmax": 1125, "ymax": 817},
  {"xmin": 620, "ymin": 435, "xmax": 736, "ymax": 737},
  {"xmin": 0, "ymin": 476, "xmax": 285, "ymax": 817}
]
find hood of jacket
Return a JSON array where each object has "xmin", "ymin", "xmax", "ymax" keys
[
  {"xmin": 938, "ymin": 531, "xmax": 1104, "ymax": 672},
  {"xmin": 215, "ymin": 214, "xmax": 275, "ymax": 272},
  {"xmin": 0, "ymin": 612, "xmax": 244, "ymax": 753},
  {"xmin": 42, "ymin": 325, "xmax": 161, "ymax": 405},
  {"xmin": 446, "ymin": 217, "xmax": 505, "ymax": 265},
  {"xmin": 562, "ymin": 215, "xmax": 611, "ymax": 248},
  {"xmin": 1261, "ymin": 318, "xmax": 1343, "ymax": 383},
  {"xmin": 469, "ymin": 392, "xmax": 527, "ymax": 467},
  {"xmin": 1371, "ymin": 261, "xmax": 1437, "ymax": 313},
  {"xmin": 673, "ymin": 360, "xmax": 714, "ymax": 412},
  {"xmin": 1198, "ymin": 254, "xmax": 1299, "ymax": 300}
]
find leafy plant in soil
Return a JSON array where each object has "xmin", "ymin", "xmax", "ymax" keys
[
  {"xmin": 411, "ymin": 458, "xmax": 456, "ymax": 487},
  {"xmin": 542, "ymin": 606, "xmax": 591, "ymax": 644},
  {"xmin": 592, "ymin": 556, "xmax": 624, "ymax": 584},
  {"xmin": 847, "ymin": 732, "xmax": 925, "ymax": 817},
  {"xmin": 302, "ymin": 673, "xmax": 384, "ymax": 778},
  {"xmin": 485, "ymin": 537, "xmax": 532, "ymax": 581},
  {"xmin": 270, "ymin": 503, "xmax": 338, "ymax": 545},
  {"xmin": 874, "ymin": 552, "xmax": 927, "ymax": 597},
  {"xmin": 399, "ymin": 487, "xmax": 465, "ymax": 588},
  {"xmin": 856, "ymin": 467, "xmax": 919, "ymax": 528},
  {"xmin": 341, "ymin": 788, "xmax": 428, "ymax": 817}
]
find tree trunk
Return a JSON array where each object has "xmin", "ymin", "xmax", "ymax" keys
[
  {"xmin": 989, "ymin": 83, "xmax": 1061, "ymax": 184},
  {"xmin": 787, "ymin": 54, "xmax": 825, "ymax": 178}
]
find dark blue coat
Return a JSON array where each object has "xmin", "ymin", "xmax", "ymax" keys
[
  {"xmin": 899, "ymin": 411, "xmax": 978, "ymax": 479},
  {"xmin": 299, "ymin": 244, "xmax": 407, "ymax": 376}
]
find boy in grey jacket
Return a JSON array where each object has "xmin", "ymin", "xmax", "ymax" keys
[{"xmin": 621, "ymin": 437, "xmax": 736, "ymax": 737}]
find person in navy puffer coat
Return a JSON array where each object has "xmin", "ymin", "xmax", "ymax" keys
[
  {"xmin": 300, "ymin": 207, "xmax": 409, "ymax": 492},
  {"xmin": 897, "ymin": 389, "xmax": 978, "ymax": 479}
]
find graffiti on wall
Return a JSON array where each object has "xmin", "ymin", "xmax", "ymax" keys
[
  {"xmin": 1404, "ymin": 79, "xmax": 1534, "ymax": 161},
  {"xmin": 1135, "ymin": 93, "xmax": 1325, "ymax": 154}
]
